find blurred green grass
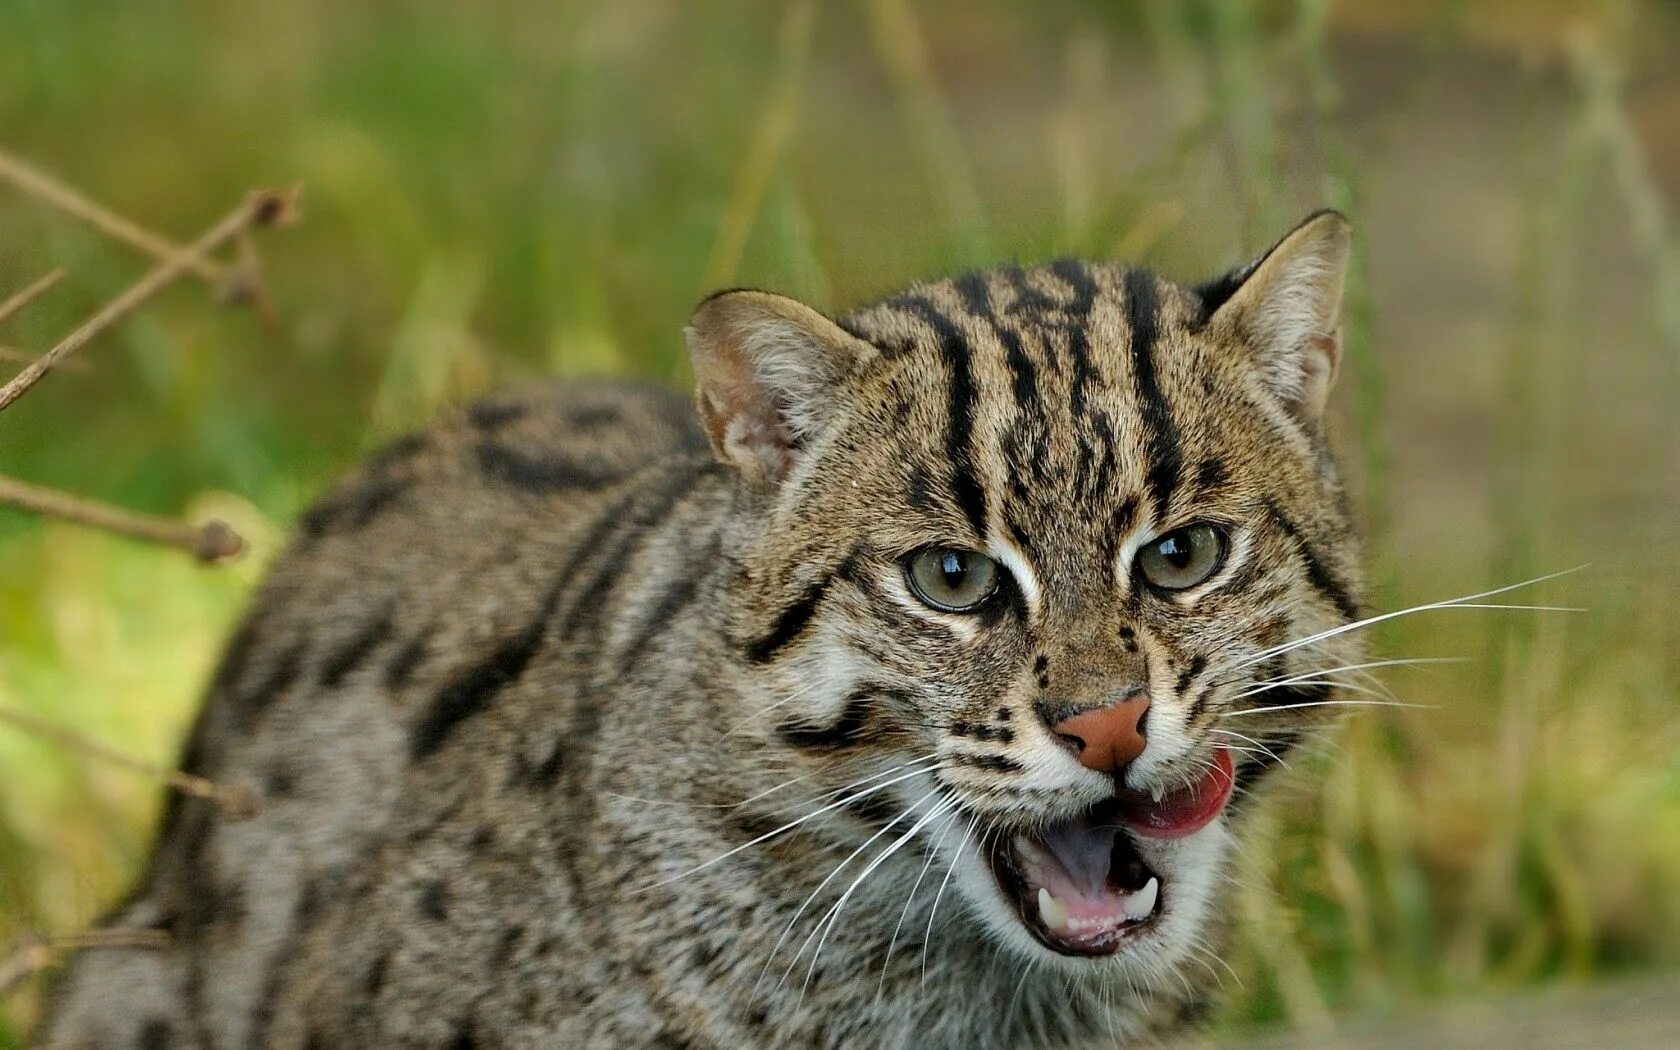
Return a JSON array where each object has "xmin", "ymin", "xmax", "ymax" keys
[{"xmin": 3, "ymin": 0, "xmax": 1679, "ymax": 1042}]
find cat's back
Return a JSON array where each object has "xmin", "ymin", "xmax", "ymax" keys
[{"xmin": 40, "ymin": 380, "xmax": 715, "ymax": 1049}]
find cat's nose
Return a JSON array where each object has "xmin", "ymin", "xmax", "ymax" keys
[{"xmin": 1051, "ymin": 693, "xmax": 1151, "ymax": 774}]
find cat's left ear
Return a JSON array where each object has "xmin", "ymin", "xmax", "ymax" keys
[
  {"xmin": 686, "ymin": 289, "xmax": 881, "ymax": 487},
  {"xmin": 1198, "ymin": 209, "xmax": 1351, "ymax": 423}
]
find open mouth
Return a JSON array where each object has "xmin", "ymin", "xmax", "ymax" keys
[{"xmin": 986, "ymin": 747, "xmax": 1235, "ymax": 956}]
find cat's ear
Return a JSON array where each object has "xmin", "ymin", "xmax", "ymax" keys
[
  {"xmin": 1198, "ymin": 210, "xmax": 1351, "ymax": 423},
  {"xmin": 686, "ymin": 289, "xmax": 880, "ymax": 486}
]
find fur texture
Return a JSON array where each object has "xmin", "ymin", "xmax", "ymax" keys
[{"xmin": 40, "ymin": 212, "xmax": 1362, "ymax": 1048}]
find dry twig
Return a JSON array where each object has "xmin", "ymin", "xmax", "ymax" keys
[
  {"xmin": 1, "ymin": 929, "xmax": 172, "ymax": 997},
  {"xmin": 0, "ymin": 268, "xmax": 65, "ymax": 327},
  {"xmin": 0, "ymin": 704, "xmax": 257, "ymax": 816},
  {"xmin": 0, "ymin": 148, "xmax": 231, "ymax": 289},
  {"xmin": 0, "ymin": 346, "xmax": 86, "ymax": 372},
  {"xmin": 0, "ymin": 475, "xmax": 243, "ymax": 562},
  {"xmin": 0, "ymin": 186, "xmax": 297, "ymax": 414}
]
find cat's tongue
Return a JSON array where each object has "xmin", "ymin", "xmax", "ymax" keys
[
  {"xmin": 1014, "ymin": 817, "xmax": 1158, "ymax": 948},
  {"xmin": 1014, "ymin": 749, "xmax": 1234, "ymax": 951},
  {"xmin": 1114, "ymin": 745, "xmax": 1235, "ymax": 840}
]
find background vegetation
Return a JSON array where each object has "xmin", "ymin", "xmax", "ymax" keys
[{"xmin": 2, "ymin": 0, "xmax": 1677, "ymax": 1042}]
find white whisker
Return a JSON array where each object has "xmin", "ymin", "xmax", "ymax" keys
[
  {"xmin": 1232, "ymin": 677, "xmax": 1395, "ymax": 702},
  {"xmin": 1208, "ymin": 728, "xmax": 1291, "ymax": 768},
  {"xmin": 876, "ymin": 806, "xmax": 962, "ymax": 1002},
  {"xmin": 639, "ymin": 759, "xmax": 944, "ymax": 891},
  {"xmin": 1237, "ymin": 565, "xmax": 1587, "ymax": 670},
  {"xmin": 922, "ymin": 813, "xmax": 980, "ymax": 983},
  {"xmin": 761, "ymin": 787, "xmax": 942, "ymax": 996},
  {"xmin": 795, "ymin": 794, "xmax": 957, "ymax": 996},
  {"xmin": 1244, "ymin": 655, "xmax": 1467, "ymax": 688},
  {"xmin": 1220, "ymin": 698, "xmax": 1431, "ymax": 717}
]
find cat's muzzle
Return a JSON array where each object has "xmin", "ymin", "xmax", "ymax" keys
[{"xmin": 985, "ymin": 746, "xmax": 1234, "ymax": 956}]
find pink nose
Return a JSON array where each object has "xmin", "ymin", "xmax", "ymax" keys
[{"xmin": 1052, "ymin": 694, "xmax": 1151, "ymax": 774}]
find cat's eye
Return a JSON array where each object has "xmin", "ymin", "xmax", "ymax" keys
[
  {"xmin": 904, "ymin": 547, "xmax": 1001, "ymax": 613},
  {"xmin": 1136, "ymin": 524, "xmax": 1227, "ymax": 592}
]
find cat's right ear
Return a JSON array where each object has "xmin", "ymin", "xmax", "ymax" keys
[
  {"xmin": 1197, "ymin": 210, "xmax": 1352, "ymax": 424},
  {"xmin": 686, "ymin": 290, "xmax": 881, "ymax": 487}
]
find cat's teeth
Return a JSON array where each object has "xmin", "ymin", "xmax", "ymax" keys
[
  {"xmin": 1036, "ymin": 887, "xmax": 1070, "ymax": 931},
  {"xmin": 1123, "ymin": 877, "xmax": 1159, "ymax": 921}
]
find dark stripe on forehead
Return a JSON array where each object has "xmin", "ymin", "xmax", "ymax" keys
[
  {"xmin": 960, "ymin": 270, "xmax": 1052, "ymax": 504},
  {"xmin": 1265, "ymin": 501, "xmax": 1360, "ymax": 622},
  {"xmin": 1048, "ymin": 260, "xmax": 1099, "ymax": 409},
  {"xmin": 897, "ymin": 296, "xmax": 989, "ymax": 538},
  {"xmin": 1123, "ymin": 268, "xmax": 1183, "ymax": 517},
  {"xmin": 1049, "ymin": 260, "xmax": 1116, "ymax": 502}
]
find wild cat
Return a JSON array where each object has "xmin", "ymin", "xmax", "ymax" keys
[{"xmin": 42, "ymin": 211, "xmax": 1365, "ymax": 1047}]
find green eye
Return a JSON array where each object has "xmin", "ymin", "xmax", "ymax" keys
[
  {"xmin": 1136, "ymin": 524, "xmax": 1226, "ymax": 592},
  {"xmin": 905, "ymin": 547, "xmax": 1001, "ymax": 613}
]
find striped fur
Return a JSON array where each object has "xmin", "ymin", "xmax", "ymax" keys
[{"xmin": 42, "ymin": 213, "xmax": 1363, "ymax": 1049}]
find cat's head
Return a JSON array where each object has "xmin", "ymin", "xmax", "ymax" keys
[{"xmin": 688, "ymin": 211, "xmax": 1363, "ymax": 980}]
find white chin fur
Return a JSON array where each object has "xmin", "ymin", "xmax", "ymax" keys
[{"xmin": 947, "ymin": 817, "xmax": 1233, "ymax": 978}]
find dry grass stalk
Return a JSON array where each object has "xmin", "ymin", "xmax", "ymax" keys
[
  {"xmin": 697, "ymin": 0, "xmax": 816, "ymax": 292},
  {"xmin": 0, "ymin": 704, "xmax": 257, "ymax": 817},
  {"xmin": 0, "ymin": 268, "xmax": 66, "ymax": 327},
  {"xmin": 0, "ymin": 475, "xmax": 243, "ymax": 563},
  {"xmin": 1, "ymin": 929, "xmax": 171, "ymax": 997},
  {"xmin": 0, "ymin": 186, "xmax": 297, "ymax": 414}
]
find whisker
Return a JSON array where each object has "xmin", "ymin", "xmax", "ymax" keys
[
  {"xmin": 722, "ymin": 677, "xmax": 831, "ymax": 738},
  {"xmin": 877, "ymin": 806, "xmax": 962, "ymax": 1003},
  {"xmin": 1208, "ymin": 728, "xmax": 1290, "ymax": 768},
  {"xmin": 1231, "ymin": 677, "xmax": 1395, "ymax": 702},
  {"xmin": 1237, "ymin": 566, "xmax": 1587, "ymax": 671},
  {"xmin": 922, "ymin": 813, "xmax": 981, "ymax": 983},
  {"xmin": 1209, "ymin": 740, "xmax": 1286, "ymax": 767},
  {"xmin": 794, "ymin": 794, "xmax": 957, "ymax": 996},
  {"xmin": 1220, "ymin": 698, "xmax": 1432, "ymax": 717},
  {"xmin": 1244, "ymin": 655, "xmax": 1467, "ymax": 689},
  {"xmin": 639, "ymin": 759, "xmax": 944, "ymax": 891},
  {"xmin": 760, "ymin": 787, "xmax": 942, "ymax": 997}
]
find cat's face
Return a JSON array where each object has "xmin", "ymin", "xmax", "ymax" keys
[{"xmin": 691, "ymin": 212, "xmax": 1361, "ymax": 982}]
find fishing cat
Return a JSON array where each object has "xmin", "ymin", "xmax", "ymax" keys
[{"xmin": 40, "ymin": 210, "xmax": 1362, "ymax": 1048}]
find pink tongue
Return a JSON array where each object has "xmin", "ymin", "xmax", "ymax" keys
[
  {"xmin": 1017, "ymin": 818, "xmax": 1127, "ymax": 924},
  {"xmin": 1035, "ymin": 820, "xmax": 1114, "ymax": 898}
]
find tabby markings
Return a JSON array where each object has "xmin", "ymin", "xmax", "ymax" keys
[
  {"xmin": 1122, "ymin": 268, "xmax": 1183, "ymax": 519},
  {"xmin": 319, "ymin": 612, "xmax": 395, "ymax": 688},
  {"xmin": 409, "ymin": 464, "xmax": 710, "ymax": 761},
  {"xmin": 1263, "ymin": 501, "xmax": 1360, "ymax": 621},
  {"xmin": 408, "ymin": 584, "xmax": 562, "ymax": 761},
  {"xmin": 776, "ymin": 692, "xmax": 872, "ymax": 749},
  {"xmin": 895, "ymin": 296, "xmax": 989, "ymax": 539},
  {"xmin": 743, "ymin": 547, "xmax": 860, "ymax": 664},
  {"xmin": 475, "ymin": 441, "xmax": 623, "ymax": 493}
]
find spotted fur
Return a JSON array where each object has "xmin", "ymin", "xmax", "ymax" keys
[{"xmin": 40, "ymin": 212, "xmax": 1363, "ymax": 1048}]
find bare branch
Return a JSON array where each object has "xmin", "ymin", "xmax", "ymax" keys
[
  {"xmin": 0, "ymin": 267, "xmax": 66, "ymax": 327},
  {"xmin": 0, "ymin": 704, "xmax": 258, "ymax": 816},
  {"xmin": 0, "ymin": 148, "xmax": 230, "ymax": 287},
  {"xmin": 0, "ymin": 346, "xmax": 87, "ymax": 372},
  {"xmin": 0, "ymin": 474, "xmax": 244, "ymax": 563},
  {"xmin": 2, "ymin": 929, "xmax": 172, "ymax": 997},
  {"xmin": 0, "ymin": 186, "xmax": 298, "ymax": 414},
  {"xmin": 0, "ymin": 939, "xmax": 50, "ymax": 998}
]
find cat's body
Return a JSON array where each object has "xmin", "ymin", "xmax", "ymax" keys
[{"xmin": 42, "ymin": 214, "xmax": 1362, "ymax": 1049}]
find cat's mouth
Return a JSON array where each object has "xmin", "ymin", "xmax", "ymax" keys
[{"xmin": 985, "ymin": 747, "xmax": 1235, "ymax": 956}]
